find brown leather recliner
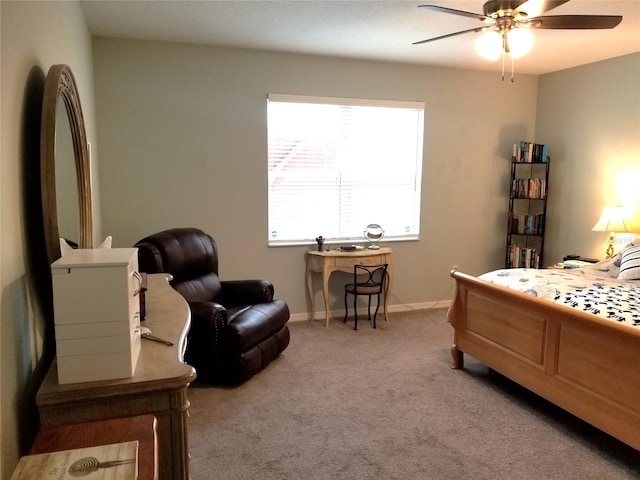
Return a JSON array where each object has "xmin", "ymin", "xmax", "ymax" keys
[{"xmin": 134, "ymin": 228, "xmax": 290, "ymax": 385}]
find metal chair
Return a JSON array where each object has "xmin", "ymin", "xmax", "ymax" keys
[{"xmin": 343, "ymin": 264, "xmax": 388, "ymax": 330}]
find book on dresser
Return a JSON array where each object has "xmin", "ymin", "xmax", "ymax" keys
[{"xmin": 506, "ymin": 141, "xmax": 550, "ymax": 269}]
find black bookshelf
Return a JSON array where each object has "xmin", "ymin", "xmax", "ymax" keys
[{"xmin": 506, "ymin": 142, "xmax": 550, "ymax": 269}]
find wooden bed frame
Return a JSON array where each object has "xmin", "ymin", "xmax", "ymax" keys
[{"xmin": 448, "ymin": 269, "xmax": 640, "ymax": 451}]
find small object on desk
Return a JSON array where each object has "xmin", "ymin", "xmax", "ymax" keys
[
  {"xmin": 315, "ymin": 236, "xmax": 325, "ymax": 251},
  {"xmin": 139, "ymin": 326, "xmax": 173, "ymax": 346},
  {"xmin": 338, "ymin": 245, "xmax": 363, "ymax": 251},
  {"xmin": 364, "ymin": 223, "xmax": 384, "ymax": 249}
]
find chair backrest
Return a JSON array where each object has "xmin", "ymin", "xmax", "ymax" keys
[
  {"xmin": 353, "ymin": 263, "xmax": 388, "ymax": 291},
  {"xmin": 134, "ymin": 228, "xmax": 222, "ymax": 303}
]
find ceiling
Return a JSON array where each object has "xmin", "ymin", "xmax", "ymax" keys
[{"xmin": 81, "ymin": 0, "xmax": 640, "ymax": 75}]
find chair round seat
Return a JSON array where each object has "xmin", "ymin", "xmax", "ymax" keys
[{"xmin": 345, "ymin": 283, "xmax": 382, "ymax": 295}]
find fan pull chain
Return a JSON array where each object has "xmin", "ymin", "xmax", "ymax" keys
[
  {"xmin": 500, "ymin": 49, "xmax": 516, "ymax": 83},
  {"xmin": 501, "ymin": 36, "xmax": 506, "ymax": 81}
]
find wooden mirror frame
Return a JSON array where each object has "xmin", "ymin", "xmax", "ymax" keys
[{"xmin": 41, "ymin": 64, "xmax": 93, "ymax": 265}]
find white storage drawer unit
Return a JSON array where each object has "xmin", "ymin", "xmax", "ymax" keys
[{"xmin": 51, "ymin": 248, "xmax": 142, "ymax": 384}]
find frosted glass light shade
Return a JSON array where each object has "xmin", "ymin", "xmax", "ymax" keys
[
  {"xmin": 507, "ymin": 28, "xmax": 533, "ymax": 58},
  {"xmin": 475, "ymin": 28, "xmax": 533, "ymax": 60},
  {"xmin": 475, "ymin": 31, "xmax": 502, "ymax": 60}
]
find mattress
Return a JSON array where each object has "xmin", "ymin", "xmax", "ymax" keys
[{"xmin": 479, "ymin": 257, "xmax": 640, "ymax": 328}]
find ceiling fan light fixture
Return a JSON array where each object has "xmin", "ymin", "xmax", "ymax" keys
[
  {"xmin": 506, "ymin": 28, "xmax": 533, "ymax": 58},
  {"xmin": 415, "ymin": 1, "xmax": 622, "ymax": 81},
  {"xmin": 475, "ymin": 30, "xmax": 503, "ymax": 60}
]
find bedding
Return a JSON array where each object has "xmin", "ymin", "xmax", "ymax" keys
[{"xmin": 478, "ymin": 257, "xmax": 640, "ymax": 328}]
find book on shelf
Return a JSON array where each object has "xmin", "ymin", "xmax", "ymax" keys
[
  {"xmin": 512, "ymin": 141, "xmax": 550, "ymax": 163},
  {"xmin": 509, "ymin": 213, "xmax": 545, "ymax": 235},
  {"xmin": 511, "ymin": 178, "xmax": 547, "ymax": 199},
  {"xmin": 10, "ymin": 441, "xmax": 138, "ymax": 480},
  {"xmin": 506, "ymin": 244, "xmax": 540, "ymax": 269}
]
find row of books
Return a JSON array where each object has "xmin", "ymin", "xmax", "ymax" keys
[
  {"xmin": 512, "ymin": 141, "xmax": 550, "ymax": 163},
  {"xmin": 506, "ymin": 244, "xmax": 540, "ymax": 269},
  {"xmin": 511, "ymin": 178, "xmax": 547, "ymax": 199},
  {"xmin": 508, "ymin": 213, "xmax": 545, "ymax": 235}
]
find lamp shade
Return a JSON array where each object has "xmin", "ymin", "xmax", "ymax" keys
[
  {"xmin": 475, "ymin": 28, "xmax": 533, "ymax": 61},
  {"xmin": 506, "ymin": 28, "xmax": 533, "ymax": 58},
  {"xmin": 592, "ymin": 205, "xmax": 630, "ymax": 233},
  {"xmin": 475, "ymin": 31, "xmax": 503, "ymax": 60}
]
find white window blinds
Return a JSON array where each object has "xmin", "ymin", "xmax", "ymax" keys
[{"xmin": 267, "ymin": 94, "xmax": 424, "ymax": 245}]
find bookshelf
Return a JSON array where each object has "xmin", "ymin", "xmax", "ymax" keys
[{"xmin": 506, "ymin": 142, "xmax": 550, "ymax": 268}]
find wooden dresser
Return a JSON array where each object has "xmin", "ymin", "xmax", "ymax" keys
[{"xmin": 36, "ymin": 273, "xmax": 196, "ymax": 480}]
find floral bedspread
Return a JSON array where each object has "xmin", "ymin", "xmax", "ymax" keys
[{"xmin": 479, "ymin": 258, "xmax": 640, "ymax": 328}]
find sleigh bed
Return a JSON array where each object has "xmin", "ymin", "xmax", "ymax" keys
[{"xmin": 448, "ymin": 253, "xmax": 640, "ymax": 451}]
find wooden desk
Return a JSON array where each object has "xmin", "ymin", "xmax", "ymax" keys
[
  {"xmin": 36, "ymin": 274, "xmax": 196, "ymax": 480},
  {"xmin": 30, "ymin": 415, "xmax": 158, "ymax": 480},
  {"xmin": 306, "ymin": 248, "xmax": 393, "ymax": 327}
]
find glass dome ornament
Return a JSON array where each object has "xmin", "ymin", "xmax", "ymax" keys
[{"xmin": 364, "ymin": 224, "xmax": 384, "ymax": 249}]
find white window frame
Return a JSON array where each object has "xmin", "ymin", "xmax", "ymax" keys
[{"xmin": 267, "ymin": 94, "xmax": 424, "ymax": 246}]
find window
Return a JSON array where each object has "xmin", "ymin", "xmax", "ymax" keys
[{"xmin": 267, "ymin": 94, "xmax": 424, "ymax": 246}]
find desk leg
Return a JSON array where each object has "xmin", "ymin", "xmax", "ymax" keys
[
  {"xmin": 306, "ymin": 268, "xmax": 315, "ymax": 321},
  {"xmin": 322, "ymin": 266, "xmax": 331, "ymax": 327},
  {"xmin": 384, "ymin": 260, "xmax": 393, "ymax": 322}
]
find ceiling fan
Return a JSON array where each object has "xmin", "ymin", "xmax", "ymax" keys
[{"xmin": 414, "ymin": 1, "xmax": 622, "ymax": 81}]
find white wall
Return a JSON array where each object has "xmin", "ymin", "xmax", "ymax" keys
[
  {"xmin": 0, "ymin": 1, "xmax": 97, "ymax": 476},
  {"xmin": 93, "ymin": 37, "xmax": 539, "ymax": 315},
  {"xmin": 537, "ymin": 53, "xmax": 640, "ymax": 263}
]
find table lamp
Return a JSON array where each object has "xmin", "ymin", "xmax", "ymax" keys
[{"xmin": 592, "ymin": 205, "xmax": 630, "ymax": 258}]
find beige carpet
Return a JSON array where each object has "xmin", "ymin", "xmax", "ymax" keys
[{"xmin": 187, "ymin": 309, "xmax": 640, "ymax": 479}]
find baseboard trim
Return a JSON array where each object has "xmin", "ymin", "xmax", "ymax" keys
[{"xmin": 288, "ymin": 300, "xmax": 451, "ymax": 323}]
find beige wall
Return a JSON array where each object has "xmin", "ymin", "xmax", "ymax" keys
[
  {"xmin": 0, "ymin": 1, "xmax": 97, "ymax": 476},
  {"xmin": 1, "ymin": 2, "xmax": 638, "ymax": 476},
  {"xmin": 537, "ymin": 53, "xmax": 640, "ymax": 263},
  {"xmin": 93, "ymin": 37, "xmax": 539, "ymax": 316}
]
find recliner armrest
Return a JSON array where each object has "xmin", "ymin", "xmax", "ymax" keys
[
  {"xmin": 185, "ymin": 301, "xmax": 228, "ymax": 383},
  {"xmin": 136, "ymin": 241, "xmax": 165, "ymax": 273},
  {"xmin": 220, "ymin": 280, "xmax": 274, "ymax": 305},
  {"xmin": 188, "ymin": 302, "xmax": 228, "ymax": 342}
]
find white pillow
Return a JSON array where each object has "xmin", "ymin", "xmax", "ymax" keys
[{"xmin": 617, "ymin": 244, "xmax": 640, "ymax": 280}]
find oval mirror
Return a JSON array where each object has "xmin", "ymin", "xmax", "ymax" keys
[
  {"xmin": 364, "ymin": 223, "xmax": 384, "ymax": 250},
  {"xmin": 54, "ymin": 100, "xmax": 80, "ymax": 245},
  {"xmin": 41, "ymin": 64, "xmax": 93, "ymax": 265}
]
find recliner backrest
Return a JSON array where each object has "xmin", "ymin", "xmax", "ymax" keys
[{"xmin": 135, "ymin": 228, "xmax": 223, "ymax": 303}]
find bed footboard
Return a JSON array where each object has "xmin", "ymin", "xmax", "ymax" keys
[{"xmin": 448, "ymin": 269, "xmax": 640, "ymax": 451}]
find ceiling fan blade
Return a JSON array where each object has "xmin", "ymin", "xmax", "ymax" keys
[
  {"xmin": 418, "ymin": 4, "xmax": 487, "ymax": 21},
  {"xmin": 529, "ymin": 15, "xmax": 623, "ymax": 29},
  {"xmin": 512, "ymin": 0, "xmax": 569, "ymax": 18},
  {"xmin": 413, "ymin": 27, "xmax": 487, "ymax": 45}
]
